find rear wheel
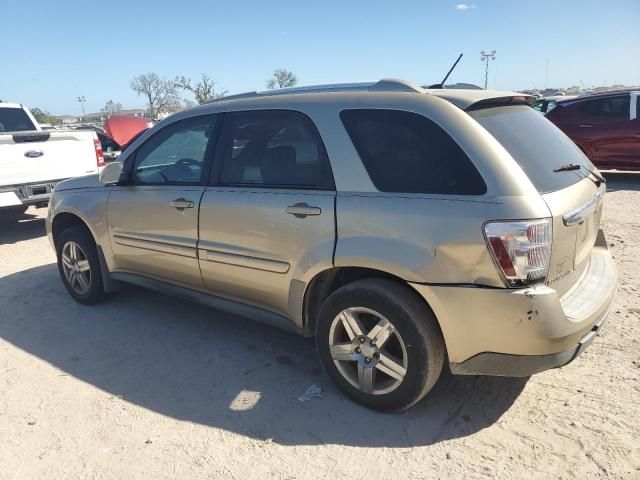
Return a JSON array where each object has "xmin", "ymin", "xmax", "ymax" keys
[
  {"xmin": 56, "ymin": 226, "xmax": 105, "ymax": 304},
  {"xmin": 315, "ymin": 279, "xmax": 445, "ymax": 412}
]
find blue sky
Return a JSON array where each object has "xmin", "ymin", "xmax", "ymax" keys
[{"xmin": 2, "ymin": 0, "xmax": 639, "ymax": 115}]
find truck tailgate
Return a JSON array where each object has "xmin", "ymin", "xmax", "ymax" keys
[{"xmin": 0, "ymin": 131, "xmax": 98, "ymax": 187}]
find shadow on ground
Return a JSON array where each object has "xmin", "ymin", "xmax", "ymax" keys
[
  {"xmin": 0, "ymin": 263, "xmax": 528, "ymax": 447},
  {"xmin": 0, "ymin": 209, "xmax": 46, "ymax": 245},
  {"xmin": 604, "ymin": 171, "xmax": 640, "ymax": 192}
]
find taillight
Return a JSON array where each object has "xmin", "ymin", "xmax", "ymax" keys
[
  {"xmin": 484, "ymin": 219, "xmax": 552, "ymax": 287},
  {"xmin": 94, "ymin": 137, "xmax": 105, "ymax": 168}
]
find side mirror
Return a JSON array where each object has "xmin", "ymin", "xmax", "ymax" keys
[{"xmin": 99, "ymin": 160, "xmax": 124, "ymax": 185}]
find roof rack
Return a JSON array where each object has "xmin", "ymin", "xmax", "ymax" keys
[{"xmin": 206, "ymin": 78, "xmax": 424, "ymax": 104}]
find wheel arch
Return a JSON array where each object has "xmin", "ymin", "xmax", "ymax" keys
[
  {"xmin": 51, "ymin": 212, "xmax": 96, "ymax": 248},
  {"xmin": 301, "ymin": 266, "xmax": 441, "ymax": 338}
]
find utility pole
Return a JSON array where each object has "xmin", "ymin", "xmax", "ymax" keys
[
  {"xmin": 544, "ymin": 57, "xmax": 549, "ymax": 91},
  {"xmin": 77, "ymin": 96, "xmax": 86, "ymax": 120},
  {"xmin": 480, "ymin": 50, "xmax": 496, "ymax": 89}
]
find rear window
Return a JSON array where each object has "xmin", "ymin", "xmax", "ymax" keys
[
  {"xmin": 340, "ymin": 109, "xmax": 486, "ymax": 195},
  {"xmin": 470, "ymin": 105, "xmax": 594, "ymax": 193},
  {"xmin": 0, "ymin": 108, "xmax": 37, "ymax": 132}
]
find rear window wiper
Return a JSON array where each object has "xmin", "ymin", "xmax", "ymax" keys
[
  {"xmin": 553, "ymin": 163, "xmax": 580, "ymax": 172},
  {"xmin": 553, "ymin": 163, "xmax": 606, "ymax": 187}
]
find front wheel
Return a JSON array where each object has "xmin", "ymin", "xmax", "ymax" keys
[
  {"xmin": 315, "ymin": 279, "xmax": 445, "ymax": 412},
  {"xmin": 56, "ymin": 226, "xmax": 105, "ymax": 304}
]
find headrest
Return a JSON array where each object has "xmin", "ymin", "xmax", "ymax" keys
[{"xmin": 261, "ymin": 145, "xmax": 296, "ymax": 184}]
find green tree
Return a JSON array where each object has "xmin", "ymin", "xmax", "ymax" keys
[
  {"xmin": 175, "ymin": 74, "xmax": 227, "ymax": 104},
  {"xmin": 30, "ymin": 108, "xmax": 58, "ymax": 125},
  {"xmin": 266, "ymin": 69, "xmax": 298, "ymax": 89},
  {"xmin": 130, "ymin": 73, "xmax": 181, "ymax": 120},
  {"xmin": 101, "ymin": 100, "xmax": 122, "ymax": 117}
]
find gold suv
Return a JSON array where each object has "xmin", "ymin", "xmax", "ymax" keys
[{"xmin": 46, "ymin": 79, "xmax": 617, "ymax": 411}]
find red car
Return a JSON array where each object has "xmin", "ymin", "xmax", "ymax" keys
[{"xmin": 545, "ymin": 90, "xmax": 640, "ymax": 170}]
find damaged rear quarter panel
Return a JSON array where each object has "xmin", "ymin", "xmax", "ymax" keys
[{"xmin": 334, "ymin": 192, "xmax": 550, "ymax": 287}]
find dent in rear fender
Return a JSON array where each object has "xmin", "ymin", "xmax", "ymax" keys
[
  {"xmin": 48, "ymin": 188, "xmax": 114, "ymax": 268},
  {"xmin": 410, "ymin": 282, "xmax": 605, "ymax": 363},
  {"xmin": 287, "ymin": 238, "xmax": 336, "ymax": 327},
  {"xmin": 333, "ymin": 193, "xmax": 549, "ymax": 286}
]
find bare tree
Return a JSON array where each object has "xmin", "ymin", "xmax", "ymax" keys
[
  {"xmin": 175, "ymin": 74, "xmax": 228, "ymax": 104},
  {"xmin": 266, "ymin": 69, "xmax": 298, "ymax": 89},
  {"xmin": 129, "ymin": 73, "xmax": 181, "ymax": 120},
  {"xmin": 101, "ymin": 100, "xmax": 122, "ymax": 117}
]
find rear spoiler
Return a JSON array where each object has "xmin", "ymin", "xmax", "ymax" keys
[{"xmin": 465, "ymin": 95, "xmax": 535, "ymax": 112}]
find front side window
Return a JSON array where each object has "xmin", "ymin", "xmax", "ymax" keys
[
  {"xmin": 579, "ymin": 96, "xmax": 630, "ymax": 118},
  {"xmin": 340, "ymin": 109, "xmax": 486, "ymax": 195},
  {"xmin": 217, "ymin": 110, "xmax": 333, "ymax": 189},
  {"xmin": 132, "ymin": 115, "xmax": 220, "ymax": 184}
]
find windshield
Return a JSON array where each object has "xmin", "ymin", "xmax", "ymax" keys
[
  {"xmin": 470, "ymin": 105, "xmax": 594, "ymax": 193},
  {"xmin": 0, "ymin": 107, "xmax": 37, "ymax": 132}
]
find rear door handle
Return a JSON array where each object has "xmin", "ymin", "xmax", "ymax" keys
[
  {"xmin": 169, "ymin": 198, "xmax": 195, "ymax": 210},
  {"xmin": 579, "ymin": 124, "xmax": 593, "ymax": 128},
  {"xmin": 286, "ymin": 203, "xmax": 321, "ymax": 217}
]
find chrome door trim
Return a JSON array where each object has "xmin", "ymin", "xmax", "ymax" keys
[
  {"xmin": 113, "ymin": 234, "xmax": 197, "ymax": 258},
  {"xmin": 563, "ymin": 191, "xmax": 603, "ymax": 226},
  {"xmin": 198, "ymin": 248, "xmax": 290, "ymax": 273}
]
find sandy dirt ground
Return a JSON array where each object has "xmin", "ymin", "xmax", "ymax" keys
[{"xmin": 1, "ymin": 174, "xmax": 639, "ymax": 480}]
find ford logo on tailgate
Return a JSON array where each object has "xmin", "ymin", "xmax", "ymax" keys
[{"xmin": 24, "ymin": 150, "xmax": 44, "ymax": 158}]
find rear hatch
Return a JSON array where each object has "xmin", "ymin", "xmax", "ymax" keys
[
  {"xmin": 0, "ymin": 130, "xmax": 99, "ymax": 187},
  {"xmin": 469, "ymin": 104, "xmax": 605, "ymax": 296}
]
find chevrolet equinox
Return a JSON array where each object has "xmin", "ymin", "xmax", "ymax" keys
[{"xmin": 46, "ymin": 79, "xmax": 617, "ymax": 411}]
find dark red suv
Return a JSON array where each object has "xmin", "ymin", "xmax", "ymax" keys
[{"xmin": 545, "ymin": 91, "xmax": 640, "ymax": 170}]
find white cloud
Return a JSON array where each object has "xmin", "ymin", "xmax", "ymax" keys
[{"xmin": 455, "ymin": 3, "xmax": 477, "ymax": 10}]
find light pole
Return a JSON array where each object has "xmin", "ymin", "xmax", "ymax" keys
[
  {"xmin": 480, "ymin": 50, "xmax": 496, "ymax": 89},
  {"xmin": 77, "ymin": 96, "xmax": 86, "ymax": 120}
]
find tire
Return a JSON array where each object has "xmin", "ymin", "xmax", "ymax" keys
[
  {"xmin": 315, "ymin": 278, "xmax": 445, "ymax": 412},
  {"xmin": 55, "ymin": 226, "xmax": 105, "ymax": 305}
]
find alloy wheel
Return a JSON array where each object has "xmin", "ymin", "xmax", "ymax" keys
[
  {"xmin": 61, "ymin": 241, "xmax": 92, "ymax": 295},
  {"xmin": 328, "ymin": 307, "xmax": 408, "ymax": 395}
]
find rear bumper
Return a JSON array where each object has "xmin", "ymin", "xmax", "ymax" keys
[
  {"xmin": 410, "ymin": 231, "xmax": 617, "ymax": 376},
  {"xmin": 0, "ymin": 181, "xmax": 61, "ymax": 207},
  {"xmin": 449, "ymin": 309, "xmax": 608, "ymax": 376}
]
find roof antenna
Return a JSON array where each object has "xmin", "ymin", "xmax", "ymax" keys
[{"xmin": 429, "ymin": 53, "xmax": 463, "ymax": 89}]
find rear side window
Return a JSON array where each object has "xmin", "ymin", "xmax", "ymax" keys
[
  {"xmin": 217, "ymin": 110, "xmax": 334, "ymax": 189},
  {"xmin": 0, "ymin": 108, "xmax": 37, "ymax": 132},
  {"xmin": 470, "ymin": 105, "xmax": 594, "ymax": 193},
  {"xmin": 579, "ymin": 96, "xmax": 630, "ymax": 118},
  {"xmin": 340, "ymin": 109, "xmax": 486, "ymax": 195}
]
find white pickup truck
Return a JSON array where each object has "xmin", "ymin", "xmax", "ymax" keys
[{"xmin": 0, "ymin": 102, "xmax": 104, "ymax": 215}]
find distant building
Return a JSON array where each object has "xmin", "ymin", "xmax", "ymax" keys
[
  {"xmin": 84, "ymin": 112, "xmax": 106, "ymax": 123},
  {"xmin": 56, "ymin": 115, "xmax": 79, "ymax": 125},
  {"xmin": 118, "ymin": 108, "xmax": 146, "ymax": 117}
]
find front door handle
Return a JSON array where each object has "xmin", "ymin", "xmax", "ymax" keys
[
  {"xmin": 169, "ymin": 198, "xmax": 195, "ymax": 210},
  {"xmin": 579, "ymin": 124, "xmax": 593, "ymax": 128},
  {"xmin": 286, "ymin": 203, "xmax": 321, "ymax": 218}
]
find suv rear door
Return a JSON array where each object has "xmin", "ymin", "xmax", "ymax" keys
[
  {"xmin": 566, "ymin": 95, "xmax": 637, "ymax": 169},
  {"xmin": 107, "ymin": 114, "xmax": 221, "ymax": 287},
  {"xmin": 198, "ymin": 110, "xmax": 335, "ymax": 319},
  {"xmin": 470, "ymin": 105, "xmax": 605, "ymax": 295}
]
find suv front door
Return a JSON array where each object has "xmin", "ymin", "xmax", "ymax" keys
[
  {"xmin": 198, "ymin": 110, "xmax": 336, "ymax": 319},
  {"xmin": 107, "ymin": 114, "xmax": 221, "ymax": 287}
]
